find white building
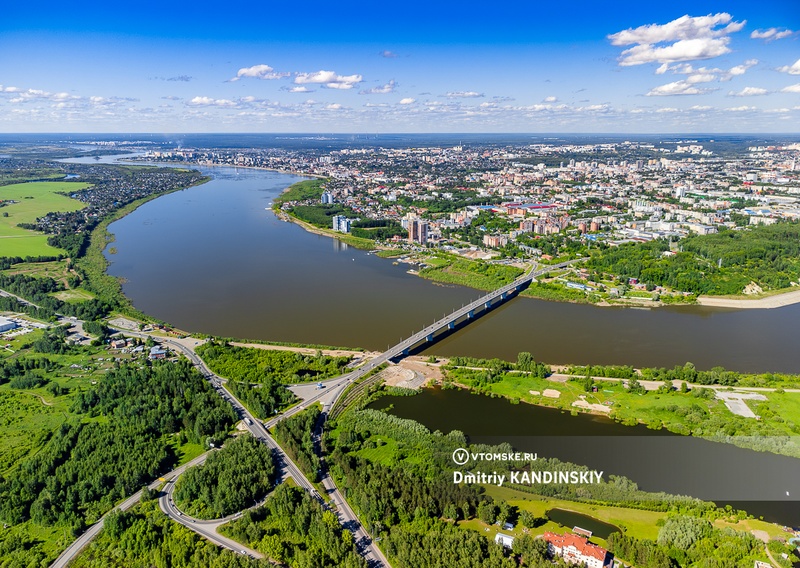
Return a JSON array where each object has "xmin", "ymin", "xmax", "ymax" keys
[
  {"xmin": 0, "ymin": 317, "xmax": 18, "ymax": 333},
  {"xmin": 332, "ymin": 215, "xmax": 351, "ymax": 233},
  {"xmin": 494, "ymin": 533, "xmax": 514, "ymax": 549}
]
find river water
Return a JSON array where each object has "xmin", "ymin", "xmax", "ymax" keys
[
  {"xmin": 101, "ymin": 164, "xmax": 800, "ymax": 374},
  {"xmin": 85, "ymin": 159, "xmax": 800, "ymax": 526},
  {"xmin": 371, "ymin": 387, "xmax": 800, "ymax": 526}
]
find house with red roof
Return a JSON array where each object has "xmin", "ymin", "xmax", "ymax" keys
[{"xmin": 543, "ymin": 532, "xmax": 614, "ymax": 568}]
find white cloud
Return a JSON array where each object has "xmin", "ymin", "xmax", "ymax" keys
[
  {"xmin": 726, "ymin": 105, "xmax": 756, "ymax": 111},
  {"xmin": 646, "ymin": 80, "xmax": 714, "ymax": 96},
  {"xmin": 777, "ymin": 59, "xmax": 800, "ymax": 75},
  {"xmin": 689, "ymin": 105, "xmax": 712, "ymax": 110},
  {"xmin": 188, "ymin": 96, "xmax": 237, "ymax": 107},
  {"xmin": 399, "ymin": 98, "xmax": 415, "ymax": 105},
  {"xmin": 781, "ymin": 84, "xmax": 800, "ymax": 93},
  {"xmin": 287, "ymin": 86, "xmax": 313, "ymax": 93},
  {"xmin": 380, "ymin": 50, "xmax": 398, "ymax": 58},
  {"xmin": 294, "ymin": 70, "xmax": 362, "ymax": 90},
  {"xmin": 360, "ymin": 80, "xmax": 396, "ymax": 95},
  {"xmin": 750, "ymin": 28, "xmax": 795, "ymax": 41},
  {"xmin": 325, "ymin": 103, "xmax": 343, "ymax": 110},
  {"xmin": 616, "ymin": 38, "xmax": 732, "ymax": 67},
  {"xmin": 543, "ymin": 96, "xmax": 558, "ymax": 102},
  {"xmin": 444, "ymin": 91, "xmax": 484, "ymax": 98},
  {"xmin": 609, "ymin": 13, "xmax": 745, "ymax": 66},
  {"xmin": 728, "ymin": 87, "xmax": 768, "ymax": 97},
  {"xmin": 686, "ymin": 73, "xmax": 717, "ymax": 84},
  {"xmin": 655, "ymin": 59, "xmax": 757, "ymax": 81},
  {"xmin": 230, "ymin": 64, "xmax": 288, "ymax": 81},
  {"xmin": 725, "ymin": 59, "xmax": 758, "ymax": 80}
]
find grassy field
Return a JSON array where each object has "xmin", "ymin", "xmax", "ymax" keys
[
  {"xmin": 0, "ymin": 181, "xmax": 88, "ymax": 256},
  {"xmin": 51, "ymin": 288, "xmax": 96, "ymax": 303},
  {"xmin": 485, "ymin": 484, "xmax": 664, "ymax": 540},
  {"xmin": 2, "ymin": 259, "xmax": 71, "ymax": 282},
  {"xmin": 0, "ymin": 389, "xmax": 67, "ymax": 474},
  {"xmin": 418, "ymin": 255, "xmax": 523, "ymax": 291}
]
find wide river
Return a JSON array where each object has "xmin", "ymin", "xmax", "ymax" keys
[
  {"xmin": 104, "ymin": 164, "xmax": 800, "ymax": 374},
  {"xmin": 96, "ymin": 161, "xmax": 800, "ymax": 526}
]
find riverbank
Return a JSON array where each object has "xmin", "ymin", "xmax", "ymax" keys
[
  {"xmin": 439, "ymin": 364, "xmax": 800, "ymax": 459},
  {"xmin": 697, "ymin": 287, "xmax": 800, "ymax": 309},
  {"xmin": 277, "ymin": 208, "xmax": 381, "ymax": 250}
]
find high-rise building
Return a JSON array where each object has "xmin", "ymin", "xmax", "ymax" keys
[
  {"xmin": 332, "ymin": 215, "xmax": 351, "ymax": 233},
  {"xmin": 406, "ymin": 214, "xmax": 428, "ymax": 245},
  {"xmin": 321, "ymin": 191, "xmax": 334, "ymax": 204}
]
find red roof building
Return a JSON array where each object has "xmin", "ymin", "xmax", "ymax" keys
[{"xmin": 543, "ymin": 532, "xmax": 614, "ymax": 568}]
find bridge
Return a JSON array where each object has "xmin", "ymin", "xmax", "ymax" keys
[{"xmin": 331, "ymin": 260, "xmax": 575, "ymax": 403}]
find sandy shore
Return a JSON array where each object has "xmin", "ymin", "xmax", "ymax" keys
[
  {"xmin": 231, "ymin": 341, "xmax": 379, "ymax": 358},
  {"xmin": 697, "ymin": 288, "xmax": 800, "ymax": 309}
]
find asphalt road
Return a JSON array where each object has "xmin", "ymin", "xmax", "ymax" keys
[{"xmin": 158, "ymin": 474, "xmax": 263, "ymax": 559}]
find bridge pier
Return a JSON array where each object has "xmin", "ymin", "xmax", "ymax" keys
[
  {"xmin": 467, "ymin": 310, "xmax": 474, "ymax": 319},
  {"xmin": 485, "ymin": 301, "xmax": 491, "ymax": 309},
  {"xmin": 448, "ymin": 321, "xmax": 455, "ymax": 330},
  {"xmin": 426, "ymin": 334, "xmax": 434, "ymax": 342},
  {"xmin": 501, "ymin": 292, "xmax": 506, "ymax": 300},
  {"xmin": 402, "ymin": 348, "xmax": 409, "ymax": 356}
]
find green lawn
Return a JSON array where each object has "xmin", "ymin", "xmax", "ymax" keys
[
  {"xmin": 484, "ymin": 484, "xmax": 665, "ymax": 541},
  {"xmin": 0, "ymin": 181, "xmax": 88, "ymax": 256}
]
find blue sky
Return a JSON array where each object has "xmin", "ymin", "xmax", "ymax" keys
[{"xmin": 1, "ymin": 0, "xmax": 798, "ymax": 133}]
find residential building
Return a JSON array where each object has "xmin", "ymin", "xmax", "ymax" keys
[
  {"xmin": 321, "ymin": 191, "xmax": 334, "ymax": 204},
  {"xmin": 332, "ymin": 215, "xmax": 351, "ymax": 233},
  {"xmin": 494, "ymin": 533, "xmax": 514, "ymax": 549},
  {"xmin": 407, "ymin": 214, "xmax": 428, "ymax": 245}
]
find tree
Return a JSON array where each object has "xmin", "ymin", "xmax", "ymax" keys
[
  {"xmin": 478, "ymin": 501, "xmax": 497, "ymax": 525},
  {"xmin": 516, "ymin": 352, "xmax": 534, "ymax": 372}
]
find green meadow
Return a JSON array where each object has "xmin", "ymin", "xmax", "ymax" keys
[{"xmin": 0, "ymin": 181, "xmax": 88, "ymax": 256}]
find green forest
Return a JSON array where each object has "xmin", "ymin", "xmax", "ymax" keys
[
  {"xmin": 585, "ymin": 222, "xmax": 800, "ymax": 295},
  {"xmin": 196, "ymin": 342, "xmax": 351, "ymax": 384},
  {"xmin": 0, "ymin": 357, "xmax": 237, "ymax": 565},
  {"xmin": 174, "ymin": 436, "xmax": 276, "ymax": 519},
  {"xmin": 71, "ymin": 497, "xmax": 269, "ymax": 568},
  {"xmin": 220, "ymin": 484, "xmax": 366, "ymax": 567},
  {"xmin": 273, "ymin": 407, "xmax": 321, "ymax": 482},
  {"xmin": 226, "ymin": 378, "xmax": 297, "ymax": 419},
  {"xmin": 273, "ymin": 179, "xmax": 326, "ymax": 206}
]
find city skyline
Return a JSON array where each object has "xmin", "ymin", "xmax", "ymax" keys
[{"xmin": 1, "ymin": 0, "xmax": 799, "ymax": 133}]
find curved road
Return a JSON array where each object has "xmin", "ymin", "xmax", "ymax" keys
[{"xmin": 158, "ymin": 474, "xmax": 263, "ymax": 559}]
